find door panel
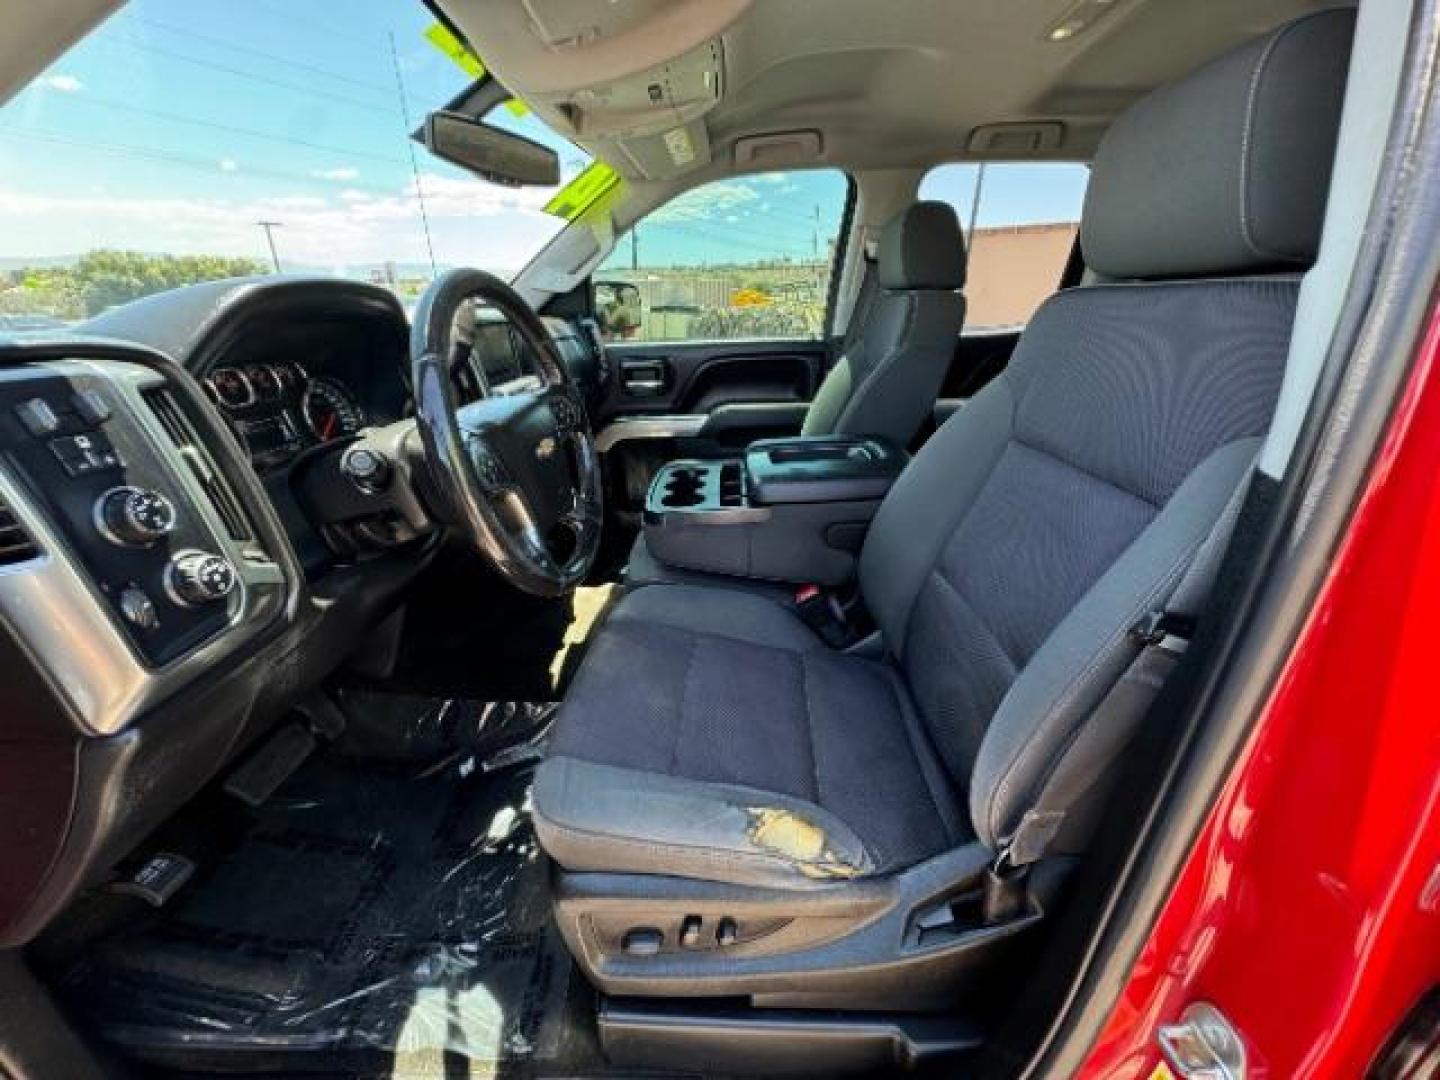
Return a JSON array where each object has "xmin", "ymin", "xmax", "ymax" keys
[{"xmin": 594, "ymin": 338, "xmax": 830, "ymax": 514}]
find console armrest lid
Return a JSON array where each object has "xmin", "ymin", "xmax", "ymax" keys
[{"xmin": 745, "ymin": 436, "xmax": 907, "ymax": 506}]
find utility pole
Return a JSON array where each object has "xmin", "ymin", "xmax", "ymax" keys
[
  {"xmin": 966, "ymin": 162, "xmax": 987, "ymax": 244},
  {"xmin": 389, "ymin": 30, "xmax": 437, "ymax": 278},
  {"xmin": 630, "ymin": 228, "xmax": 639, "ymax": 271},
  {"xmin": 256, "ymin": 221, "xmax": 283, "ymax": 272},
  {"xmin": 813, "ymin": 204, "xmax": 820, "ymax": 258}
]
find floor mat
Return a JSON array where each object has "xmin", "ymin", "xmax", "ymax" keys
[{"xmin": 60, "ymin": 708, "xmax": 605, "ymax": 1078}]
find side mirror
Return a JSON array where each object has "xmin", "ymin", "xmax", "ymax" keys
[
  {"xmin": 420, "ymin": 110, "xmax": 559, "ymax": 187},
  {"xmin": 594, "ymin": 280, "xmax": 643, "ymax": 338}
]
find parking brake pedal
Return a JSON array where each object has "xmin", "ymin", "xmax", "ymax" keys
[
  {"xmin": 224, "ymin": 722, "xmax": 317, "ymax": 807},
  {"xmin": 111, "ymin": 853, "xmax": 194, "ymax": 907}
]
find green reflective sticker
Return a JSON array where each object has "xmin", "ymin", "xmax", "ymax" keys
[
  {"xmin": 424, "ymin": 22, "xmax": 485, "ymax": 78},
  {"xmin": 423, "ymin": 23, "xmax": 527, "ymax": 116},
  {"xmin": 544, "ymin": 161, "xmax": 622, "ymax": 220}
]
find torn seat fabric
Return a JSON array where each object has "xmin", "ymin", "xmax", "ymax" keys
[{"xmin": 534, "ymin": 585, "xmax": 968, "ymax": 888}]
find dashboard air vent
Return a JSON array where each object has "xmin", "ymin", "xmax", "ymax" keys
[
  {"xmin": 0, "ymin": 495, "xmax": 41, "ymax": 566},
  {"xmin": 143, "ymin": 387, "xmax": 254, "ymax": 545}
]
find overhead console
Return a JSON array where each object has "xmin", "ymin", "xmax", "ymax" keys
[
  {"xmin": 446, "ymin": 0, "xmax": 750, "ymax": 179},
  {"xmin": 642, "ymin": 435, "xmax": 905, "ymax": 586}
]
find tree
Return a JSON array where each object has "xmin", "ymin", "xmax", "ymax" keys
[
  {"xmin": 0, "ymin": 250, "xmax": 268, "ymax": 320},
  {"xmin": 71, "ymin": 251, "xmax": 267, "ymax": 315}
]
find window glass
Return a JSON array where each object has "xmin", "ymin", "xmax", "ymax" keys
[
  {"xmin": 0, "ymin": 0, "xmax": 590, "ymax": 326},
  {"xmin": 918, "ymin": 163, "xmax": 1089, "ymax": 331},
  {"xmin": 594, "ymin": 169, "xmax": 848, "ymax": 343}
]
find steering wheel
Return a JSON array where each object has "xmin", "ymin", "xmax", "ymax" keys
[{"xmin": 411, "ymin": 268, "xmax": 602, "ymax": 597}]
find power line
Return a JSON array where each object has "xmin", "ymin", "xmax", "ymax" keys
[
  {"xmin": 124, "ymin": 14, "xmax": 395, "ymax": 96},
  {"xmin": 249, "ymin": 0, "xmax": 384, "ymax": 49},
  {"xmin": 0, "ymin": 126, "xmax": 416, "ymax": 199},
  {"xmin": 388, "ymin": 31, "xmax": 436, "ymax": 277},
  {"xmin": 93, "ymin": 33, "xmax": 403, "ymax": 118},
  {"xmin": 53, "ymin": 92, "xmax": 409, "ymax": 165}
]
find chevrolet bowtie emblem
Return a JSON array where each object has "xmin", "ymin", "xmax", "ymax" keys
[{"xmin": 536, "ymin": 436, "xmax": 557, "ymax": 461}]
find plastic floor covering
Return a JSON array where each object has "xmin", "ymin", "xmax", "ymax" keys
[{"xmin": 57, "ymin": 702, "xmax": 635, "ymax": 1079}]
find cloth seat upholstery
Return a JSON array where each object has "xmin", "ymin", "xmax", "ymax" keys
[{"xmin": 537, "ymin": 9, "xmax": 1355, "ymax": 890}]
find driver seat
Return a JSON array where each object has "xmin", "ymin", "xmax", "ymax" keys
[{"xmin": 534, "ymin": 9, "xmax": 1353, "ymax": 1010}]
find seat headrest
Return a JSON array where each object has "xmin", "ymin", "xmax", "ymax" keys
[
  {"xmin": 1081, "ymin": 7, "xmax": 1355, "ymax": 281},
  {"xmin": 879, "ymin": 201, "xmax": 967, "ymax": 290}
]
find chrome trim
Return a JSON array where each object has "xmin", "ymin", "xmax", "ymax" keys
[
  {"xmin": 0, "ymin": 358, "xmax": 286, "ymax": 736},
  {"xmin": 209, "ymin": 365, "xmax": 256, "ymax": 409},
  {"xmin": 594, "ymin": 415, "xmax": 706, "ymax": 453}
]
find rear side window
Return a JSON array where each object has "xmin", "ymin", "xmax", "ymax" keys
[{"xmin": 918, "ymin": 163, "xmax": 1089, "ymax": 331}]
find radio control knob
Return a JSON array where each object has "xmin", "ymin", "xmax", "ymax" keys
[
  {"xmin": 165, "ymin": 551, "xmax": 236, "ymax": 606},
  {"xmin": 95, "ymin": 487, "xmax": 176, "ymax": 547}
]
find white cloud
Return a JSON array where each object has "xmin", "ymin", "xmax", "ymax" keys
[
  {"xmin": 310, "ymin": 166, "xmax": 359, "ymax": 181},
  {"xmin": 41, "ymin": 75, "xmax": 84, "ymax": 93},
  {"xmin": 0, "ymin": 172, "xmax": 564, "ymax": 274},
  {"xmin": 219, "ymin": 159, "xmax": 238, "ymax": 172},
  {"xmin": 650, "ymin": 181, "xmax": 758, "ymax": 224}
]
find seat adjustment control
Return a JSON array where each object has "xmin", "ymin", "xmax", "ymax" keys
[
  {"xmin": 680, "ymin": 915, "xmax": 702, "ymax": 948},
  {"xmin": 94, "ymin": 486, "xmax": 177, "ymax": 547},
  {"xmin": 165, "ymin": 550, "xmax": 237, "ymax": 606},
  {"xmin": 622, "ymin": 927, "xmax": 664, "ymax": 956}
]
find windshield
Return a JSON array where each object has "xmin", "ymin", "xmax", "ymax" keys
[{"xmin": 0, "ymin": 0, "xmax": 591, "ymax": 326}]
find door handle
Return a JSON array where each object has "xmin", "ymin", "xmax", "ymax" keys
[{"xmin": 619, "ymin": 359, "xmax": 669, "ymax": 397}]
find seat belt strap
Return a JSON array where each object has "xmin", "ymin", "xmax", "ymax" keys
[{"xmin": 996, "ymin": 459, "xmax": 1256, "ymax": 873}]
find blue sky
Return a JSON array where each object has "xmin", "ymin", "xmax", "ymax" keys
[{"xmin": 0, "ymin": 0, "xmax": 1088, "ymax": 276}]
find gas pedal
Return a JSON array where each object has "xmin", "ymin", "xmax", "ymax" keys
[
  {"xmin": 110, "ymin": 852, "xmax": 195, "ymax": 907},
  {"xmin": 224, "ymin": 722, "xmax": 317, "ymax": 807}
]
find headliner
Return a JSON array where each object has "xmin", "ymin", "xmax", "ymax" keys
[{"xmin": 439, "ymin": 0, "xmax": 1340, "ymax": 179}]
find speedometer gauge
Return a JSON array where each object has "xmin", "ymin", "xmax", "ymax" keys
[{"xmin": 301, "ymin": 377, "xmax": 365, "ymax": 442}]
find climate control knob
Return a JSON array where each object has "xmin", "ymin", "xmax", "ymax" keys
[
  {"xmin": 94, "ymin": 486, "xmax": 176, "ymax": 547},
  {"xmin": 165, "ymin": 550, "xmax": 236, "ymax": 606}
]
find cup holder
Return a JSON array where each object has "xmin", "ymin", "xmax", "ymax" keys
[
  {"xmin": 662, "ymin": 466, "xmax": 708, "ymax": 508},
  {"xmin": 654, "ymin": 462, "xmax": 745, "ymax": 511}
]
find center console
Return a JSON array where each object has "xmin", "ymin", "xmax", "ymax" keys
[{"xmin": 642, "ymin": 436, "xmax": 906, "ymax": 587}]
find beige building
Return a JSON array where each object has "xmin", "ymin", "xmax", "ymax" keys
[{"xmin": 965, "ymin": 222, "xmax": 1079, "ymax": 330}]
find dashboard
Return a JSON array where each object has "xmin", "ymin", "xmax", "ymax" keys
[{"xmin": 0, "ymin": 276, "xmax": 608, "ymax": 949}]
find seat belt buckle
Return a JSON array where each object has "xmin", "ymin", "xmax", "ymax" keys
[{"xmin": 794, "ymin": 585, "xmax": 851, "ymax": 647}]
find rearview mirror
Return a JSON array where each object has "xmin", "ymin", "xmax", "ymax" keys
[{"xmin": 420, "ymin": 111, "xmax": 560, "ymax": 187}]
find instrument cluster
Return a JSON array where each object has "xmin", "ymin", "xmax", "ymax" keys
[{"xmin": 202, "ymin": 362, "xmax": 366, "ymax": 469}]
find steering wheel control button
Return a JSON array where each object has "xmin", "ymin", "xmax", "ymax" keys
[
  {"xmin": 95, "ymin": 487, "xmax": 177, "ymax": 547},
  {"xmin": 622, "ymin": 927, "xmax": 664, "ymax": 957},
  {"xmin": 472, "ymin": 447, "xmax": 506, "ymax": 490},
  {"xmin": 166, "ymin": 551, "xmax": 237, "ymax": 606},
  {"xmin": 342, "ymin": 447, "xmax": 390, "ymax": 491},
  {"xmin": 117, "ymin": 587, "xmax": 160, "ymax": 631},
  {"xmin": 551, "ymin": 396, "xmax": 580, "ymax": 431},
  {"xmin": 14, "ymin": 397, "xmax": 60, "ymax": 437}
]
